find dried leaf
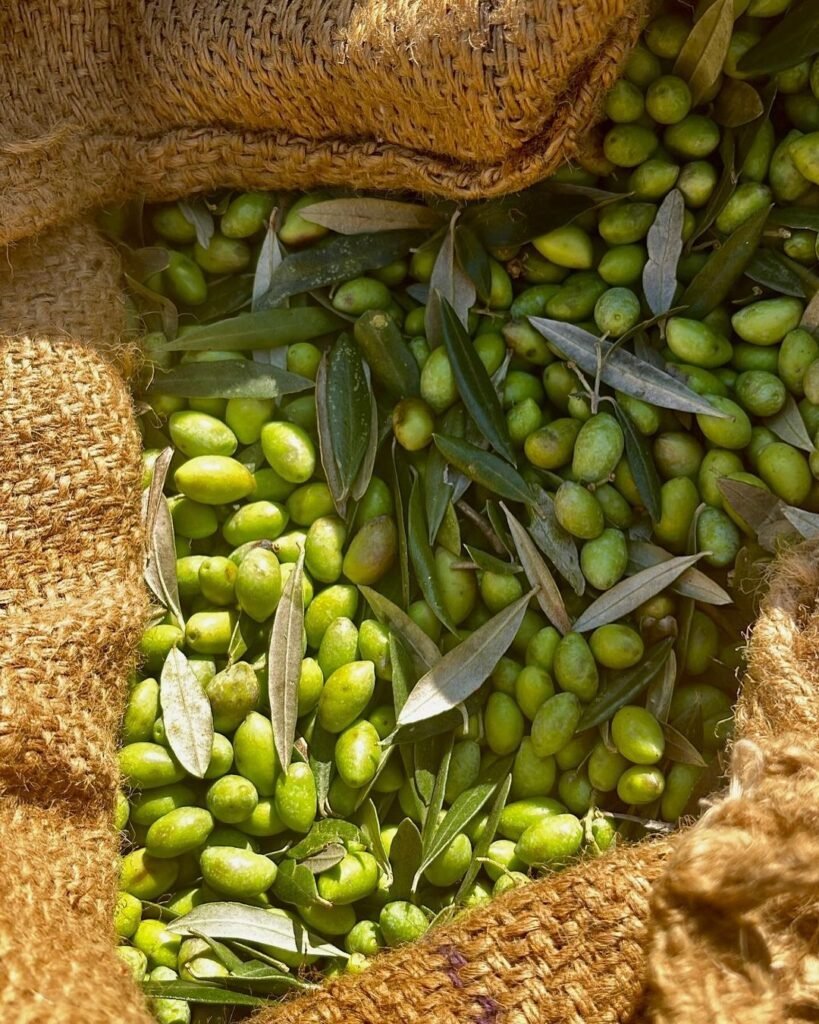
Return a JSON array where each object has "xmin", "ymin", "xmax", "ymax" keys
[
  {"xmin": 801, "ymin": 289, "xmax": 819, "ymax": 332},
  {"xmin": 298, "ymin": 198, "xmax": 443, "ymax": 234},
  {"xmin": 268, "ymin": 550, "xmax": 305, "ymax": 772},
  {"xmin": 627, "ymin": 541, "xmax": 732, "ymax": 605},
  {"xmin": 170, "ymin": 902, "xmax": 346, "ymax": 959},
  {"xmin": 682, "ymin": 204, "xmax": 771, "ymax": 319},
  {"xmin": 436, "ymin": 293, "xmax": 515, "ymax": 463},
  {"xmin": 501, "ymin": 504, "xmax": 572, "ymax": 634},
  {"xmin": 573, "ymin": 554, "xmax": 705, "ymax": 633},
  {"xmin": 160, "ymin": 647, "xmax": 214, "ymax": 779},
  {"xmin": 528, "ymin": 319, "xmax": 728, "ymax": 418},
  {"xmin": 674, "ymin": 0, "xmax": 735, "ymax": 105},
  {"xmin": 764, "ymin": 394, "xmax": 815, "ymax": 452},
  {"xmin": 148, "ymin": 360, "xmax": 313, "ymax": 400},
  {"xmin": 258, "ymin": 229, "xmax": 428, "ymax": 309},
  {"xmin": 396, "ymin": 589, "xmax": 535, "ymax": 727},
  {"xmin": 432, "ymin": 434, "xmax": 534, "ymax": 505},
  {"xmin": 577, "ymin": 638, "xmax": 675, "ymax": 730},
  {"xmin": 717, "ymin": 478, "xmax": 783, "ymax": 533},
  {"xmin": 643, "ymin": 190, "xmax": 685, "ymax": 317},
  {"xmin": 252, "ymin": 213, "xmax": 284, "ymax": 314},
  {"xmin": 359, "ymin": 586, "xmax": 441, "ymax": 672}
]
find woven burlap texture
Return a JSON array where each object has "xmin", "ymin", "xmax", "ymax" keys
[{"xmin": 0, "ymin": 0, "xmax": 646, "ymax": 248}]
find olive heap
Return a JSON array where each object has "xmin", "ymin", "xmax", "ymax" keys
[{"xmin": 110, "ymin": 1, "xmax": 819, "ymax": 1018}]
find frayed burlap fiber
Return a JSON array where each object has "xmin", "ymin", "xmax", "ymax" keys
[
  {"xmin": 0, "ymin": 0, "xmax": 646, "ymax": 248},
  {"xmin": 0, "ymin": 2, "xmax": 817, "ymax": 1022}
]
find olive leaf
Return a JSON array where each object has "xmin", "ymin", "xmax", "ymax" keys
[
  {"xmin": 148, "ymin": 360, "xmax": 313, "ymax": 400},
  {"xmin": 463, "ymin": 545, "xmax": 522, "ymax": 575},
  {"xmin": 353, "ymin": 309, "xmax": 420, "ymax": 398},
  {"xmin": 268, "ymin": 550, "xmax": 305, "ymax": 773},
  {"xmin": 781, "ymin": 503, "xmax": 819, "ymax": 539},
  {"xmin": 179, "ymin": 198, "xmax": 215, "ymax": 249},
  {"xmin": 674, "ymin": 0, "xmax": 735, "ymax": 105},
  {"xmin": 419, "ymin": 736, "xmax": 454, "ymax": 844},
  {"xmin": 142, "ymin": 448, "xmax": 184, "ymax": 625},
  {"xmin": 527, "ymin": 489, "xmax": 585, "ymax": 597},
  {"xmin": 645, "ymin": 650, "xmax": 677, "ymax": 723},
  {"xmin": 396, "ymin": 589, "xmax": 536, "ymax": 727},
  {"xmin": 388, "ymin": 818, "xmax": 424, "ymax": 901},
  {"xmin": 436, "ymin": 292, "xmax": 515, "ymax": 463},
  {"xmin": 746, "ymin": 248, "xmax": 819, "ymax": 299},
  {"xmin": 713, "ymin": 79, "xmax": 764, "ymax": 128},
  {"xmin": 717, "ymin": 478, "xmax": 783, "ymax": 534},
  {"xmin": 358, "ymin": 586, "xmax": 441, "ymax": 672},
  {"xmin": 298, "ymin": 198, "xmax": 444, "ymax": 234},
  {"xmin": 769, "ymin": 206, "xmax": 819, "ymax": 232},
  {"xmin": 298, "ymin": 843, "xmax": 347, "ymax": 874},
  {"xmin": 454, "ymin": 774, "xmax": 512, "ymax": 902},
  {"xmin": 257, "ymin": 229, "xmax": 428, "ymax": 308},
  {"xmin": 287, "ymin": 820, "xmax": 361, "ymax": 859},
  {"xmin": 163, "ymin": 307, "xmax": 343, "ymax": 352},
  {"xmin": 125, "ymin": 273, "xmax": 179, "ymax": 340},
  {"xmin": 764, "ymin": 394, "xmax": 815, "ymax": 452},
  {"xmin": 252, "ymin": 212, "xmax": 284, "ymax": 315},
  {"xmin": 454, "ymin": 223, "xmax": 493, "ymax": 304},
  {"xmin": 408, "ymin": 472, "xmax": 458, "ymax": 634},
  {"xmin": 170, "ymin": 903, "xmax": 346, "ymax": 959},
  {"xmin": 316, "ymin": 335, "xmax": 374, "ymax": 516},
  {"xmin": 359, "ymin": 798, "xmax": 394, "ymax": 887},
  {"xmin": 577, "ymin": 638, "xmax": 675, "ymax": 731},
  {"xmin": 121, "ymin": 245, "xmax": 170, "ymax": 282},
  {"xmin": 801, "ymin": 289, "xmax": 819, "ymax": 332},
  {"xmin": 682, "ymin": 204, "xmax": 771, "ymax": 319},
  {"xmin": 662, "ymin": 722, "xmax": 708, "ymax": 767},
  {"xmin": 501, "ymin": 503, "xmax": 572, "ymax": 634},
  {"xmin": 528, "ymin": 319, "xmax": 728, "ymax": 418},
  {"xmin": 351, "ymin": 364, "xmax": 379, "ymax": 504},
  {"xmin": 572, "ymin": 553, "xmax": 706, "ymax": 633},
  {"xmin": 189, "ymin": 275, "xmax": 254, "ymax": 324},
  {"xmin": 627, "ymin": 541, "xmax": 731, "ymax": 605},
  {"xmin": 615, "ymin": 405, "xmax": 662, "ymax": 524},
  {"xmin": 426, "ymin": 212, "xmax": 476, "ymax": 339},
  {"xmin": 425, "ymin": 405, "xmax": 467, "ymax": 545},
  {"xmin": 160, "ymin": 647, "xmax": 214, "ymax": 780},
  {"xmin": 690, "ymin": 130, "xmax": 736, "ymax": 246},
  {"xmin": 272, "ymin": 859, "xmax": 330, "ymax": 908},
  {"xmin": 391, "ymin": 441, "xmax": 411, "ymax": 610},
  {"xmin": 414, "ymin": 770, "xmax": 509, "ymax": 890},
  {"xmin": 643, "ymin": 190, "xmax": 685, "ymax": 317},
  {"xmin": 141, "ymin": 982, "xmax": 266, "ymax": 1007},
  {"xmin": 738, "ymin": 0, "xmax": 819, "ymax": 74},
  {"xmin": 432, "ymin": 433, "xmax": 534, "ymax": 505},
  {"xmin": 462, "ymin": 186, "xmax": 599, "ymax": 248}
]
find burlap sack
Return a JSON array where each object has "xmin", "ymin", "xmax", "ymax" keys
[
  {"xmin": 0, "ymin": 0, "xmax": 645, "ymax": 248},
  {"xmin": 1, "ymin": 2, "xmax": 817, "ymax": 1020}
]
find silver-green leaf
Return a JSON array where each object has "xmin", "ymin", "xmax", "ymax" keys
[
  {"xmin": 268, "ymin": 550, "xmax": 305, "ymax": 772},
  {"xmin": 501, "ymin": 503, "xmax": 572, "ymax": 635},
  {"xmin": 573, "ymin": 553, "xmax": 706, "ymax": 633},
  {"xmin": 643, "ymin": 190, "xmax": 684, "ymax": 317},
  {"xmin": 396, "ymin": 589, "xmax": 535, "ymax": 727},
  {"xmin": 160, "ymin": 647, "xmax": 214, "ymax": 779}
]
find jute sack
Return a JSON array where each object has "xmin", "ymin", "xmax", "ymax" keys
[
  {"xmin": 0, "ymin": 0, "xmax": 646, "ymax": 249},
  {"xmin": 0, "ymin": 221, "xmax": 817, "ymax": 1024}
]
